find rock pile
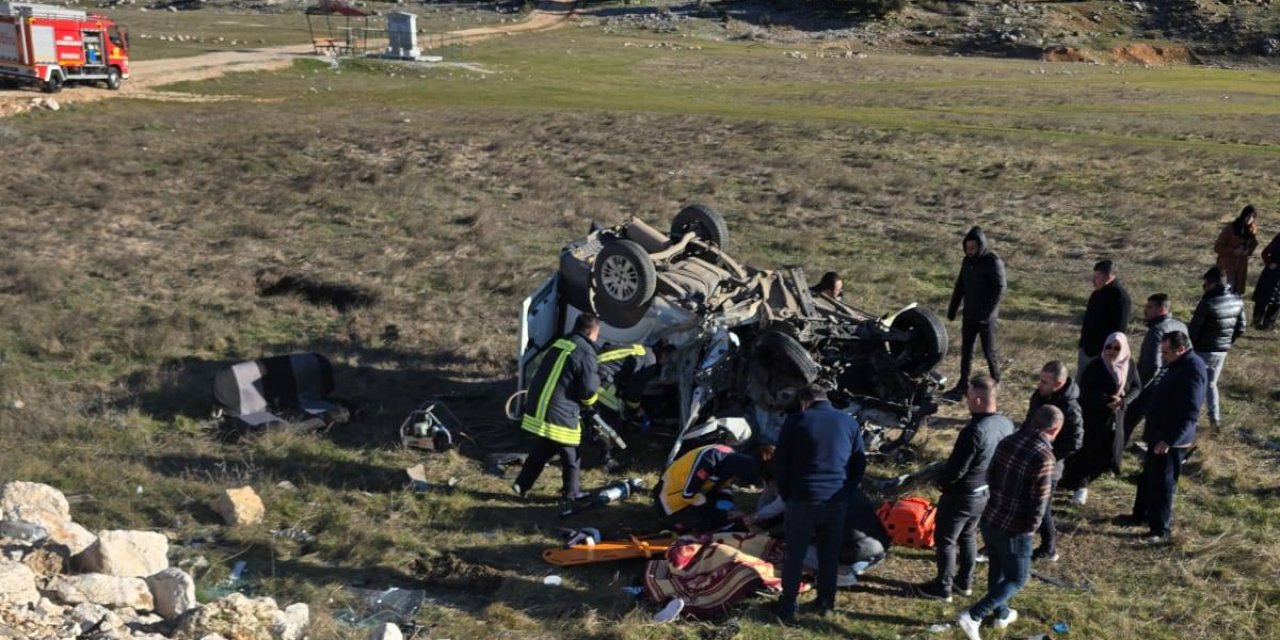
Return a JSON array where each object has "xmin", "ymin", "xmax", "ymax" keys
[{"xmin": 0, "ymin": 481, "xmax": 310, "ymax": 640}]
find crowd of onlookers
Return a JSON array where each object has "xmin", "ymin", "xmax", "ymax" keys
[
  {"xmin": 911, "ymin": 204, "xmax": 1275, "ymax": 639},
  {"xmin": 511, "ymin": 205, "xmax": 1280, "ymax": 636}
]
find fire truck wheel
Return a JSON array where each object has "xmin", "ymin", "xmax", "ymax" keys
[
  {"xmin": 105, "ymin": 67, "xmax": 121, "ymax": 91},
  {"xmin": 42, "ymin": 73, "xmax": 63, "ymax": 94}
]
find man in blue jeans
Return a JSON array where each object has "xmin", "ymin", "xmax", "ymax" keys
[
  {"xmin": 957, "ymin": 405, "xmax": 1062, "ymax": 640},
  {"xmin": 773, "ymin": 385, "xmax": 865, "ymax": 622}
]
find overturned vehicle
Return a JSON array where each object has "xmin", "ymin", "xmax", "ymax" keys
[{"xmin": 517, "ymin": 204, "xmax": 948, "ymax": 464}]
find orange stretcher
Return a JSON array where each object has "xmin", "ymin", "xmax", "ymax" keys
[{"xmin": 542, "ymin": 536, "xmax": 678, "ymax": 566}]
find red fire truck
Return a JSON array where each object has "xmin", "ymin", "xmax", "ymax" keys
[{"xmin": 0, "ymin": 2, "xmax": 129, "ymax": 93}]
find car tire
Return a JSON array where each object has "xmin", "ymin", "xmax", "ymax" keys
[
  {"xmin": 889, "ymin": 307, "xmax": 948, "ymax": 376},
  {"xmin": 592, "ymin": 239, "xmax": 656, "ymax": 309},
  {"xmin": 756, "ymin": 329, "xmax": 819, "ymax": 384},
  {"xmin": 671, "ymin": 204, "xmax": 729, "ymax": 249},
  {"xmin": 105, "ymin": 67, "xmax": 122, "ymax": 90}
]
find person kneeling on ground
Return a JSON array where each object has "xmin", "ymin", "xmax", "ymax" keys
[{"xmin": 654, "ymin": 444, "xmax": 761, "ymax": 533}]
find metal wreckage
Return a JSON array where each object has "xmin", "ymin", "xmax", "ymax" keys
[{"xmin": 517, "ymin": 204, "xmax": 950, "ymax": 467}]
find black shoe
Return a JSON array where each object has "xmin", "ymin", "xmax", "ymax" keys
[
  {"xmin": 941, "ymin": 386, "xmax": 968, "ymax": 403},
  {"xmin": 773, "ymin": 602, "xmax": 797, "ymax": 623},
  {"xmin": 1031, "ymin": 547, "xmax": 1059, "ymax": 563},
  {"xmin": 1113, "ymin": 514, "xmax": 1144, "ymax": 527},
  {"xmin": 910, "ymin": 581, "xmax": 952, "ymax": 603}
]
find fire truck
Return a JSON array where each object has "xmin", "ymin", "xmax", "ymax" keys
[{"xmin": 0, "ymin": 2, "xmax": 129, "ymax": 93}]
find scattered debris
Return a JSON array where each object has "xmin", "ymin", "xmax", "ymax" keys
[{"xmin": 336, "ymin": 586, "xmax": 426, "ymax": 627}]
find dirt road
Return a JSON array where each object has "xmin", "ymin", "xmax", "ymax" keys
[{"xmin": 0, "ymin": 0, "xmax": 575, "ymax": 117}]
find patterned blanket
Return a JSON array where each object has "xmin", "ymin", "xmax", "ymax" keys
[{"xmin": 642, "ymin": 532, "xmax": 785, "ymax": 619}]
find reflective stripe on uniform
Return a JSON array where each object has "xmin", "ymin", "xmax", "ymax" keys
[
  {"xmin": 597, "ymin": 384, "xmax": 620, "ymax": 411},
  {"xmin": 522, "ymin": 338, "xmax": 583, "ymax": 446},
  {"xmin": 598, "ymin": 345, "xmax": 646, "ymax": 363},
  {"xmin": 521, "ymin": 414, "xmax": 581, "ymax": 445}
]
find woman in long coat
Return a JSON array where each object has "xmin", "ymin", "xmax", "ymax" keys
[
  {"xmin": 1215, "ymin": 205, "xmax": 1259, "ymax": 295},
  {"xmin": 1062, "ymin": 332, "xmax": 1141, "ymax": 505}
]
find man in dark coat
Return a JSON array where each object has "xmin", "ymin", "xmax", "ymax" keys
[
  {"xmin": 1078, "ymin": 259, "xmax": 1132, "ymax": 375},
  {"xmin": 774, "ymin": 385, "xmax": 864, "ymax": 621},
  {"xmin": 912, "ymin": 375, "xmax": 1015, "ymax": 602},
  {"xmin": 1127, "ymin": 331, "xmax": 1207, "ymax": 544},
  {"xmin": 513, "ymin": 314, "xmax": 602, "ymax": 501},
  {"xmin": 1187, "ymin": 267, "xmax": 1246, "ymax": 430},
  {"xmin": 945, "ymin": 227, "xmax": 1007, "ymax": 401},
  {"xmin": 1126, "ymin": 293, "xmax": 1189, "ymax": 441},
  {"xmin": 1024, "ymin": 361, "xmax": 1083, "ymax": 562}
]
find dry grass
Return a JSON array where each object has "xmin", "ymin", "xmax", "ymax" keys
[{"xmin": 1, "ymin": 23, "xmax": 1279, "ymax": 640}]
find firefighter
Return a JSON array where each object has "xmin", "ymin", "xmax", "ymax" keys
[
  {"xmin": 512, "ymin": 314, "xmax": 602, "ymax": 501},
  {"xmin": 590, "ymin": 342, "xmax": 653, "ymax": 470},
  {"xmin": 653, "ymin": 444, "xmax": 761, "ymax": 533}
]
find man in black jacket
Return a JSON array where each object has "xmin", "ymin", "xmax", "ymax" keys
[
  {"xmin": 1078, "ymin": 260, "xmax": 1132, "ymax": 375},
  {"xmin": 1024, "ymin": 361, "xmax": 1083, "ymax": 562},
  {"xmin": 1127, "ymin": 331, "xmax": 1207, "ymax": 543},
  {"xmin": 912, "ymin": 375, "xmax": 1015, "ymax": 602},
  {"xmin": 513, "ymin": 314, "xmax": 602, "ymax": 501},
  {"xmin": 945, "ymin": 227, "xmax": 1007, "ymax": 401},
  {"xmin": 774, "ymin": 385, "xmax": 864, "ymax": 621},
  {"xmin": 1187, "ymin": 267, "xmax": 1246, "ymax": 430},
  {"xmin": 1126, "ymin": 294, "xmax": 1189, "ymax": 441}
]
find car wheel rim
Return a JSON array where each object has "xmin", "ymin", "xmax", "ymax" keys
[{"xmin": 601, "ymin": 255, "xmax": 638, "ymax": 301}]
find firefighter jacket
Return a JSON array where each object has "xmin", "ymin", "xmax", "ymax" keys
[
  {"xmin": 657, "ymin": 445, "xmax": 759, "ymax": 516},
  {"xmin": 521, "ymin": 332, "xmax": 600, "ymax": 446},
  {"xmin": 596, "ymin": 343, "xmax": 656, "ymax": 412}
]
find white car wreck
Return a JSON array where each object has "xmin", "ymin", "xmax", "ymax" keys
[{"xmin": 518, "ymin": 204, "xmax": 949, "ymax": 464}]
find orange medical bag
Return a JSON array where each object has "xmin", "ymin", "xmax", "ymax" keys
[{"xmin": 876, "ymin": 496, "xmax": 938, "ymax": 549}]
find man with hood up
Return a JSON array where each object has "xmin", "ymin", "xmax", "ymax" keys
[{"xmin": 945, "ymin": 227, "xmax": 1008, "ymax": 401}]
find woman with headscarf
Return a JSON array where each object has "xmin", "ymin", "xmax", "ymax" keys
[
  {"xmin": 1061, "ymin": 332, "xmax": 1141, "ymax": 505},
  {"xmin": 1253, "ymin": 229, "xmax": 1280, "ymax": 330},
  {"xmin": 1214, "ymin": 205, "xmax": 1259, "ymax": 296}
]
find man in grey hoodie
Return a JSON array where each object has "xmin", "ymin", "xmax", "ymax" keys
[{"xmin": 944, "ymin": 227, "xmax": 1008, "ymax": 402}]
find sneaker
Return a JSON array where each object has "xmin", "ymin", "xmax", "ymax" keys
[
  {"xmin": 511, "ymin": 482, "xmax": 525, "ymax": 498},
  {"xmin": 910, "ymin": 581, "xmax": 952, "ymax": 603},
  {"xmin": 1032, "ymin": 548, "xmax": 1059, "ymax": 563},
  {"xmin": 956, "ymin": 585, "xmax": 973, "ymax": 597},
  {"xmin": 956, "ymin": 609, "xmax": 982, "ymax": 640},
  {"xmin": 1071, "ymin": 488, "xmax": 1089, "ymax": 506},
  {"xmin": 975, "ymin": 548, "xmax": 988, "ymax": 564},
  {"xmin": 993, "ymin": 608, "xmax": 1018, "ymax": 630},
  {"xmin": 1140, "ymin": 533, "xmax": 1171, "ymax": 545},
  {"xmin": 836, "ymin": 569, "xmax": 858, "ymax": 588},
  {"xmin": 942, "ymin": 385, "xmax": 968, "ymax": 403},
  {"xmin": 654, "ymin": 598, "xmax": 685, "ymax": 623}
]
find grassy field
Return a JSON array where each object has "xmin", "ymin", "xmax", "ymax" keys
[{"xmin": 2, "ymin": 18, "xmax": 1280, "ymax": 640}]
